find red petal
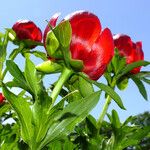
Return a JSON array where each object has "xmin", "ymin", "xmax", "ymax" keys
[
  {"xmin": 13, "ymin": 20, "xmax": 42, "ymax": 42},
  {"xmin": 0, "ymin": 93, "xmax": 5, "ymax": 103},
  {"xmin": 66, "ymin": 11, "xmax": 101, "ymax": 47},
  {"xmin": 43, "ymin": 13, "xmax": 60, "ymax": 45},
  {"xmin": 83, "ymin": 28, "xmax": 114, "ymax": 80},
  {"xmin": 131, "ymin": 41, "xmax": 144, "ymax": 74},
  {"xmin": 70, "ymin": 37, "xmax": 91, "ymax": 61}
]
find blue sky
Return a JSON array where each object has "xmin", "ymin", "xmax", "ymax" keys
[{"xmin": 1, "ymin": 0, "xmax": 150, "ymax": 121}]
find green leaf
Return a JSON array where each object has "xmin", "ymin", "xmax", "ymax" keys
[
  {"xmin": 53, "ymin": 20, "xmax": 72, "ymax": 47},
  {"xmin": 0, "ymin": 103, "xmax": 11, "ymax": 116},
  {"xmin": 2, "ymin": 84, "xmax": 33, "ymax": 144},
  {"xmin": 24, "ymin": 58, "xmax": 40, "ymax": 96},
  {"xmin": 46, "ymin": 31, "xmax": 60, "ymax": 56},
  {"xmin": 117, "ymin": 61, "xmax": 150, "ymax": 80},
  {"xmin": 6, "ymin": 60, "xmax": 30, "ymax": 91},
  {"xmin": 79, "ymin": 76, "xmax": 94, "ymax": 97},
  {"xmin": 122, "ymin": 116, "xmax": 133, "ymax": 126},
  {"xmin": 111, "ymin": 110, "xmax": 121, "ymax": 129},
  {"xmin": 133, "ymin": 71, "xmax": 150, "ymax": 78},
  {"xmin": 41, "ymin": 91, "xmax": 101, "ymax": 147},
  {"xmin": 30, "ymin": 51, "xmax": 48, "ymax": 61},
  {"xmin": 0, "ymin": 31, "xmax": 8, "ymax": 76},
  {"xmin": 142, "ymin": 77, "xmax": 150, "ymax": 85},
  {"xmin": 95, "ymin": 82, "xmax": 126, "ymax": 110},
  {"xmin": 6, "ymin": 60, "xmax": 26, "ymax": 83},
  {"xmin": 121, "ymin": 126, "xmax": 150, "ymax": 149},
  {"xmin": 78, "ymin": 73, "xmax": 126, "ymax": 110},
  {"xmin": 131, "ymin": 76, "xmax": 148, "ymax": 100},
  {"xmin": 86, "ymin": 115, "xmax": 98, "ymax": 136}
]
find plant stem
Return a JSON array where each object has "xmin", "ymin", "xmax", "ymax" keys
[
  {"xmin": 97, "ymin": 95, "xmax": 111, "ymax": 129},
  {"xmin": 50, "ymin": 67, "xmax": 72, "ymax": 107},
  {"xmin": 97, "ymin": 77, "xmax": 116, "ymax": 130}
]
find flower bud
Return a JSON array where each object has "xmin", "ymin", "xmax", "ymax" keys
[{"xmin": 12, "ymin": 20, "xmax": 42, "ymax": 48}]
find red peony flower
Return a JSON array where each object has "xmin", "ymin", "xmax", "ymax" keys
[
  {"xmin": 113, "ymin": 34, "xmax": 144, "ymax": 74},
  {"xmin": 0, "ymin": 93, "xmax": 5, "ymax": 104},
  {"xmin": 44, "ymin": 11, "xmax": 114, "ymax": 80},
  {"xmin": 12, "ymin": 20, "xmax": 42, "ymax": 48}
]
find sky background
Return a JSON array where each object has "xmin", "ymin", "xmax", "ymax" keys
[{"xmin": 0, "ymin": 0, "xmax": 150, "ymax": 121}]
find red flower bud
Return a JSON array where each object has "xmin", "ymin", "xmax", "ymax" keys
[
  {"xmin": 12, "ymin": 20, "xmax": 42, "ymax": 48},
  {"xmin": 0, "ymin": 93, "xmax": 5, "ymax": 104},
  {"xmin": 113, "ymin": 34, "xmax": 144, "ymax": 74},
  {"xmin": 44, "ymin": 11, "xmax": 114, "ymax": 80}
]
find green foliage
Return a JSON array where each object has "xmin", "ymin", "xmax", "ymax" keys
[{"xmin": 0, "ymin": 15, "xmax": 150, "ymax": 150}]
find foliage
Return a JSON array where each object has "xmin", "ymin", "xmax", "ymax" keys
[{"xmin": 0, "ymin": 10, "xmax": 150, "ymax": 150}]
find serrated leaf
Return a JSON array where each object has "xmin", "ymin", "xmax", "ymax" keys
[{"xmin": 131, "ymin": 76, "xmax": 148, "ymax": 100}]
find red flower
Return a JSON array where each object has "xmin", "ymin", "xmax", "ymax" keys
[
  {"xmin": 44, "ymin": 11, "xmax": 114, "ymax": 80},
  {"xmin": 0, "ymin": 93, "xmax": 5, "ymax": 104},
  {"xmin": 12, "ymin": 20, "xmax": 42, "ymax": 48},
  {"xmin": 113, "ymin": 34, "xmax": 144, "ymax": 74}
]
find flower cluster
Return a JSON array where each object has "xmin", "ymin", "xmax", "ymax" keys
[{"xmin": 12, "ymin": 11, "xmax": 144, "ymax": 80}]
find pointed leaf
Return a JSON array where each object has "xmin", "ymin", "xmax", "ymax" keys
[
  {"xmin": 117, "ymin": 61, "xmax": 150, "ymax": 79},
  {"xmin": 112, "ymin": 110, "xmax": 121, "ymax": 129},
  {"xmin": 78, "ymin": 73, "xmax": 126, "ymax": 110},
  {"xmin": 95, "ymin": 82, "xmax": 126, "ymax": 110},
  {"xmin": 131, "ymin": 76, "xmax": 148, "ymax": 100},
  {"xmin": 2, "ymin": 84, "xmax": 33, "ymax": 143},
  {"xmin": 24, "ymin": 58, "xmax": 40, "ymax": 96},
  {"xmin": 79, "ymin": 76, "xmax": 94, "ymax": 97},
  {"xmin": 41, "ymin": 91, "xmax": 101, "ymax": 147}
]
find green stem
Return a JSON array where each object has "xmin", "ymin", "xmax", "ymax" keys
[
  {"xmin": 97, "ymin": 77, "xmax": 116, "ymax": 130},
  {"xmin": 50, "ymin": 67, "xmax": 72, "ymax": 107},
  {"xmin": 97, "ymin": 95, "xmax": 111, "ymax": 129}
]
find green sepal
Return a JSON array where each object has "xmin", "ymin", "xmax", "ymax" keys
[
  {"xmin": 117, "ymin": 77, "xmax": 128, "ymax": 90},
  {"xmin": 46, "ymin": 31, "xmax": 60, "ymax": 56},
  {"xmin": 36, "ymin": 60, "xmax": 62, "ymax": 74},
  {"xmin": 70, "ymin": 59, "xmax": 84, "ymax": 71},
  {"xmin": 53, "ymin": 20, "xmax": 72, "ymax": 47}
]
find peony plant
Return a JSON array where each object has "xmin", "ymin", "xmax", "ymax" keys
[{"xmin": 0, "ymin": 10, "xmax": 150, "ymax": 150}]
